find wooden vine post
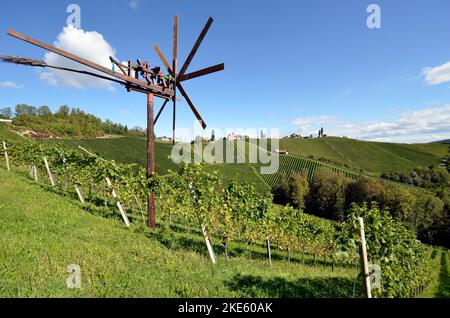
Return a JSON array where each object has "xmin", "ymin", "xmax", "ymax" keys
[
  {"xmin": 201, "ymin": 224, "xmax": 216, "ymax": 264},
  {"xmin": 43, "ymin": 157, "xmax": 56, "ymax": 187},
  {"xmin": 266, "ymin": 239, "xmax": 272, "ymax": 267},
  {"xmin": 358, "ymin": 217, "xmax": 372, "ymax": 298},
  {"xmin": 31, "ymin": 165, "xmax": 38, "ymax": 182},
  {"xmin": 106, "ymin": 177, "xmax": 131, "ymax": 227},
  {"xmin": 2, "ymin": 141, "xmax": 10, "ymax": 171},
  {"xmin": 74, "ymin": 185, "xmax": 85, "ymax": 204}
]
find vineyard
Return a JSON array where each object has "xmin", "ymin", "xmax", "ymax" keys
[
  {"xmin": 0, "ymin": 138, "xmax": 444, "ymax": 297},
  {"xmin": 42, "ymin": 135, "xmax": 432, "ymax": 197},
  {"xmin": 240, "ymin": 139, "xmax": 426, "ymax": 194},
  {"xmin": 276, "ymin": 137, "xmax": 447, "ymax": 174},
  {"xmin": 44, "ymin": 137, "xmax": 178, "ymax": 174},
  {"xmin": 0, "ymin": 167, "xmax": 366, "ymax": 298},
  {"xmin": 258, "ymin": 154, "xmax": 360, "ymax": 187}
]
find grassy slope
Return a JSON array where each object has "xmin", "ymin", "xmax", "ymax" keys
[
  {"xmin": 0, "ymin": 168, "xmax": 362, "ymax": 297},
  {"xmin": 420, "ymin": 249, "xmax": 450, "ymax": 298},
  {"xmin": 436, "ymin": 250, "xmax": 450, "ymax": 298},
  {"xmin": 0, "ymin": 123, "xmax": 30, "ymax": 144}
]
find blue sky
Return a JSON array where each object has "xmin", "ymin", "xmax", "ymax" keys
[{"xmin": 1, "ymin": 0, "xmax": 450, "ymax": 143}]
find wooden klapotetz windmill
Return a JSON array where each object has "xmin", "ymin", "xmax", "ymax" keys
[{"xmin": 1, "ymin": 16, "xmax": 224, "ymax": 228}]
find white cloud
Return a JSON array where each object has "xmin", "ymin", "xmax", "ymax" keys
[
  {"xmin": 423, "ymin": 61, "xmax": 450, "ymax": 85},
  {"xmin": 327, "ymin": 105, "xmax": 450, "ymax": 143},
  {"xmin": 291, "ymin": 105, "xmax": 450, "ymax": 143},
  {"xmin": 40, "ymin": 25, "xmax": 117, "ymax": 90},
  {"xmin": 39, "ymin": 72, "xmax": 58, "ymax": 86},
  {"xmin": 0, "ymin": 80, "xmax": 23, "ymax": 89},
  {"xmin": 129, "ymin": 0, "xmax": 141, "ymax": 9}
]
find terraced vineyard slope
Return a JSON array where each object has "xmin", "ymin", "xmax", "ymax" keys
[{"xmin": 275, "ymin": 137, "xmax": 447, "ymax": 174}]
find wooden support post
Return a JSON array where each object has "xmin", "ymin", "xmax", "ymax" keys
[
  {"xmin": 74, "ymin": 185, "xmax": 85, "ymax": 204},
  {"xmin": 201, "ymin": 224, "xmax": 216, "ymax": 264},
  {"xmin": 43, "ymin": 157, "xmax": 56, "ymax": 187},
  {"xmin": 2, "ymin": 141, "xmax": 10, "ymax": 171},
  {"xmin": 147, "ymin": 93, "xmax": 156, "ymax": 229},
  {"xmin": 266, "ymin": 239, "xmax": 272, "ymax": 267},
  {"xmin": 358, "ymin": 217, "xmax": 372, "ymax": 298},
  {"xmin": 32, "ymin": 165, "xmax": 38, "ymax": 182},
  {"xmin": 106, "ymin": 177, "xmax": 131, "ymax": 227},
  {"xmin": 172, "ymin": 15, "xmax": 178, "ymax": 146}
]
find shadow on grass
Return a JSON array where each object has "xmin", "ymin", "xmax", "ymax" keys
[
  {"xmin": 146, "ymin": 230, "xmax": 354, "ymax": 271},
  {"xmin": 147, "ymin": 229, "xmax": 304, "ymax": 263},
  {"xmin": 224, "ymin": 274, "xmax": 363, "ymax": 298},
  {"xmin": 437, "ymin": 251, "xmax": 450, "ymax": 298}
]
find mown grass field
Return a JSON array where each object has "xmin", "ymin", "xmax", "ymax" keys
[{"xmin": 0, "ymin": 167, "xmax": 368, "ymax": 298}]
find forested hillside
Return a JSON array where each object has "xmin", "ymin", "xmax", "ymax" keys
[{"xmin": 0, "ymin": 104, "xmax": 145, "ymax": 138}]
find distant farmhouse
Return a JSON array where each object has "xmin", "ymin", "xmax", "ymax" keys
[
  {"xmin": 285, "ymin": 127, "xmax": 327, "ymax": 140},
  {"xmin": 227, "ymin": 133, "xmax": 237, "ymax": 141},
  {"xmin": 273, "ymin": 149, "xmax": 289, "ymax": 155},
  {"xmin": 156, "ymin": 136, "xmax": 172, "ymax": 142},
  {"xmin": 227, "ymin": 132, "xmax": 249, "ymax": 141},
  {"xmin": 26, "ymin": 131, "xmax": 52, "ymax": 139}
]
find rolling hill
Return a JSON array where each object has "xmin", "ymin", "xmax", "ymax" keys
[
  {"xmin": 266, "ymin": 137, "xmax": 447, "ymax": 174},
  {"xmin": 42, "ymin": 137, "xmax": 270, "ymax": 192},
  {"xmin": 41, "ymin": 136, "xmax": 437, "ymax": 193},
  {"xmin": 2, "ymin": 121, "xmax": 446, "ymax": 192}
]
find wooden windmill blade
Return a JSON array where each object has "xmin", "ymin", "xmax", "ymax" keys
[
  {"xmin": 176, "ymin": 82, "xmax": 207, "ymax": 129},
  {"xmin": 153, "ymin": 45, "xmax": 208, "ymax": 129},
  {"xmin": 172, "ymin": 15, "xmax": 179, "ymax": 145},
  {"xmin": 178, "ymin": 63, "xmax": 225, "ymax": 82},
  {"xmin": 177, "ymin": 17, "xmax": 214, "ymax": 80},
  {"xmin": 154, "ymin": 45, "xmax": 173, "ymax": 75}
]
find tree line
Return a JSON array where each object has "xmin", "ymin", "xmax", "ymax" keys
[
  {"xmin": 381, "ymin": 165, "xmax": 449, "ymax": 189},
  {"xmin": 272, "ymin": 168, "xmax": 450, "ymax": 248},
  {"xmin": 0, "ymin": 104, "xmax": 145, "ymax": 138}
]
